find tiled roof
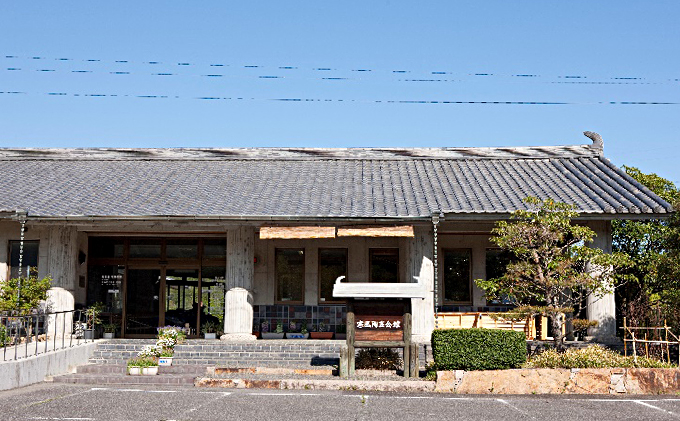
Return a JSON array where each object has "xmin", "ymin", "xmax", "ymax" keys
[{"xmin": 0, "ymin": 143, "xmax": 671, "ymax": 219}]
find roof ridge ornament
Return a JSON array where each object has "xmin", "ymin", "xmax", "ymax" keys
[{"xmin": 583, "ymin": 131, "xmax": 604, "ymax": 153}]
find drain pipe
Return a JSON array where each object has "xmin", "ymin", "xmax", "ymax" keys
[
  {"xmin": 15, "ymin": 210, "xmax": 28, "ymax": 308},
  {"xmin": 432, "ymin": 212, "xmax": 442, "ymax": 329}
]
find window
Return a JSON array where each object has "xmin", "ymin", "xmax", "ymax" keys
[
  {"xmin": 86, "ymin": 265, "xmax": 124, "ymax": 312},
  {"xmin": 275, "ymin": 248, "xmax": 305, "ymax": 303},
  {"xmin": 319, "ymin": 248, "xmax": 347, "ymax": 302},
  {"xmin": 369, "ymin": 248, "xmax": 399, "ymax": 283},
  {"xmin": 443, "ymin": 249, "xmax": 471, "ymax": 303},
  {"xmin": 485, "ymin": 249, "xmax": 514, "ymax": 305},
  {"xmin": 9, "ymin": 240, "xmax": 39, "ymax": 279}
]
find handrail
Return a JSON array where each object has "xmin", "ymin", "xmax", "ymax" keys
[{"xmin": 1, "ymin": 309, "xmax": 94, "ymax": 362}]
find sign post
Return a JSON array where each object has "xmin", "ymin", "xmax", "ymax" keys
[
  {"xmin": 345, "ymin": 298, "xmax": 415, "ymax": 377},
  {"xmin": 333, "ymin": 275, "xmax": 427, "ymax": 378}
]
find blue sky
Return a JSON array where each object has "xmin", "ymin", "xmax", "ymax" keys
[{"xmin": 1, "ymin": 1, "xmax": 679, "ymax": 183}]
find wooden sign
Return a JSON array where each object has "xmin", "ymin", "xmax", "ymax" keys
[
  {"xmin": 343, "ymin": 298, "xmax": 416, "ymax": 378},
  {"xmin": 352, "ymin": 301, "xmax": 406, "ymax": 342}
]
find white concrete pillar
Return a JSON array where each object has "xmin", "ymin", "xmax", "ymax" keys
[
  {"xmin": 222, "ymin": 287, "xmax": 256, "ymax": 341},
  {"xmin": 406, "ymin": 225, "xmax": 435, "ymax": 343},
  {"xmin": 585, "ymin": 220, "xmax": 617, "ymax": 341},
  {"xmin": 221, "ymin": 227, "xmax": 256, "ymax": 341},
  {"xmin": 46, "ymin": 287, "xmax": 74, "ymax": 339}
]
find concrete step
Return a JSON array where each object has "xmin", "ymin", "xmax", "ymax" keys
[
  {"xmin": 53, "ymin": 373, "xmax": 197, "ymax": 385},
  {"xmin": 76, "ymin": 364, "xmax": 210, "ymax": 375}
]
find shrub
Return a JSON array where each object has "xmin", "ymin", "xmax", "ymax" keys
[
  {"xmin": 0, "ymin": 325, "xmax": 7, "ymax": 346},
  {"xmin": 525, "ymin": 345, "xmax": 676, "ymax": 369},
  {"xmin": 356, "ymin": 348, "xmax": 402, "ymax": 370},
  {"xmin": 432, "ymin": 328, "xmax": 526, "ymax": 371}
]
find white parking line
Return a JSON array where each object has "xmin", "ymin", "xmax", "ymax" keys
[
  {"xmin": 633, "ymin": 400, "xmax": 678, "ymax": 416},
  {"xmin": 497, "ymin": 399, "xmax": 534, "ymax": 418},
  {"xmin": 249, "ymin": 392, "xmax": 322, "ymax": 396}
]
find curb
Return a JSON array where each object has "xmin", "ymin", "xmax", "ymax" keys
[{"xmin": 195, "ymin": 377, "xmax": 436, "ymax": 392}]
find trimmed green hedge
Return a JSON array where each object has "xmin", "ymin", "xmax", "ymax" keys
[{"xmin": 432, "ymin": 328, "xmax": 527, "ymax": 371}]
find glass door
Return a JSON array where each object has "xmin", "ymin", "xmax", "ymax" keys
[
  {"xmin": 164, "ymin": 269, "xmax": 200, "ymax": 336},
  {"xmin": 124, "ymin": 269, "xmax": 162, "ymax": 336}
]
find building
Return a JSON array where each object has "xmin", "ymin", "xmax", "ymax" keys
[{"xmin": 0, "ymin": 133, "xmax": 671, "ymax": 343}]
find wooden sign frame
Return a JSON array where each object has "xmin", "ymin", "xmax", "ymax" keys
[{"xmin": 342, "ymin": 298, "xmax": 417, "ymax": 378}]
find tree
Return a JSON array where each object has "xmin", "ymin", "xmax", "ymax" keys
[
  {"xmin": 612, "ymin": 166, "xmax": 680, "ymax": 330},
  {"xmin": 0, "ymin": 274, "xmax": 52, "ymax": 314},
  {"xmin": 476, "ymin": 197, "xmax": 630, "ymax": 350}
]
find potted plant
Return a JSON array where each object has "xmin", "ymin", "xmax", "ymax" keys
[
  {"xmin": 335, "ymin": 324, "xmax": 347, "ymax": 340},
  {"xmin": 262, "ymin": 320, "xmax": 284, "ymax": 339},
  {"xmin": 157, "ymin": 325, "xmax": 187, "ymax": 345},
  {"xmin": 158, "ymin": 347, "xmax": 174, "ymax": 366},
  {"xmin": 84, "ymin": 302, "xmax": 105, "ymax": 339},
  {"xmin": 201, "ymin": 320, "xmax": 219, "ymax": 339},
  {"xmin": 572, "ymin": 319, "xmax": 598, "ymax": 341},
  {"xmin": 127, "ymin": 356, "xmax": 159, "ymax": 376},
  {"xmin": 102, "ymin": 323, "xmax": 118, "ymax": 339},
  {"xmin": 310, "ymin": 322, "xmax": 334, "ymax": 339},
  {"xmin": 285, "ymin": 320, "xmax": 309, "ymax": 339}
]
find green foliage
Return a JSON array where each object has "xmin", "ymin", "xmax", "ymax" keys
[
  {"xmin": 355, "ymin": 348, "xmax": 402, "ymax": 370},
  {"xmin": 572, "ymin": 319, "xmax": 598, "ymax": 337},
  {"xmin": 612, "ymin": 166, "xmax": 680, "ymax": 330},
  {"xmin": 431, "ymin": 328, "xmax": 526, "ymax": 371},
  {"xmin": 86, "ymin": 302, "xmax": 105, "ymax": 328},
  {"xmin": 475, "ymin": 197, "xmax": 631, "ymax": 349},
  {"xmin": 525, "ymin": 345, "xmax": 675, "ymax": 369},
  {"xmin": 127, "ymin": 356, "xmax": 159, "ymax": 367},
  {"xmin": 0, "ymin": 325, "xmax": 7, "ymax": 346},
  {"xmin": 0, "ymin": 275, "xmax": 52, "ymax": 313}
]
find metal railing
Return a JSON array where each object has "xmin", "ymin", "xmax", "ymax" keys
[{"xmin": 1, "ymin": 309, "xmax": 95, "ymax": 362}]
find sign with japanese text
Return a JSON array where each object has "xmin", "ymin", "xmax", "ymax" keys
[{"xmin": 352, "ymin": 301, "xmax": 405, "ymax": 342}]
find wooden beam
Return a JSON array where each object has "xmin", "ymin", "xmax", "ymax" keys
[
  {"xmin": 336, "ymin": 225, "xmax": 414, "ymax": 238},
  {"xmin": 259, "ymin": 226, "xmax": 336, "ymax": 240}
]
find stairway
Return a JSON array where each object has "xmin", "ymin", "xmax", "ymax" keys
[{"xmin": 53, "ymin": 339, "xmax": 344, "ymax": 385}]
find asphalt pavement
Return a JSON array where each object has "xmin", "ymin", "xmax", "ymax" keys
[{"xmin": 1, "ymin": 383, "xmax": 679, "ymax": 421}]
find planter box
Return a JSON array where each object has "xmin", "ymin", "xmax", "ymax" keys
[
  {"xmin": 128, "ymin": 367, "xmax": 141, "ymax": 376},
  {"xmin": 285, "ymin": 333, "xmax": 309, "ymax": 339},
  {"xmin": 310, "ymin": 332, "xmax": 334, "ymax": 339},
  {"xmin": 158, "ymin": 357, "xmax": 173, "ymax": 366},
  {"xmin": 103, "ymin": 332, "xmax": 115, "ymax": 339},
  {"xmin": 142, "ymin": 366, "xmax": 159, "ymax": 376},
  {"xmin": 204, "ymin": 333, "xmax": 217, "ymax": 340},
  {"xmin": 84, "ymin": 329, "xmax": 98, "ymax": 340},
  {"xmin": 261, "ymin": 332, "xmax": 285, "ymax": 339}
]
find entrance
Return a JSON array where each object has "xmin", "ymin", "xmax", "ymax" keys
[{"xmin": 87, "ymin": 237, "xmax": 227, "ymax": 338}]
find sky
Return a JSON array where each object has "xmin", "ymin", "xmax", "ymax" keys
[{"xmin": 1, "ymin": 1, "xmax": 679, "ymax": 183}]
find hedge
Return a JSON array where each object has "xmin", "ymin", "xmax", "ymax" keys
[{"xmin": 431, "ymin": 328, "xmax": 527, "ymax": 371}]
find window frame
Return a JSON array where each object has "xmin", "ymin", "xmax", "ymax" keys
[
  {"xmin": 368, "ymin": 247, "xmax": 400, "ymax": 283},
  {"xmin": 274, "ymin": 247, "xmax": 306, "ymax": 304},
  {"xmin": 318, "ymin": 247, "xmax": 348, "ymax": 304},
  {"xmin": 485, "ymin": 248, "xmax": 515, "ymax": 306},
  {"xmin": 442, "ymin": 248, "xmax": 473, "ymax": 305},
  {"xmin": 8, "ymin": 240, "xmax": 40, "ymax": 279}
]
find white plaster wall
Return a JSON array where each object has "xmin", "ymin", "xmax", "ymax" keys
[{"xmin": 253, "ymin": 235, "xmax": 402, "ymax": 306}]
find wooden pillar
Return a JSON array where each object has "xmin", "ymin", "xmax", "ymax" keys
[
  {"xmin": 46, "ymin": 226, "xmax": 78, "ymax": 312},
  {"xmin": 406, "ymin": 225, "xmax": 434, "ymax": 343},
  {"xmin": 221, "ymin": 226, "xmax": 257, "ymax": 342}
]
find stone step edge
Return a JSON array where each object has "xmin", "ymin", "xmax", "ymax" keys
[
  {"xmin": 194, "ymin": 377, "xmax": 436, "ymax": 392},
  {"xmin": 211, "ymin": 367, "xmax": 335, "ymax": 376}
]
